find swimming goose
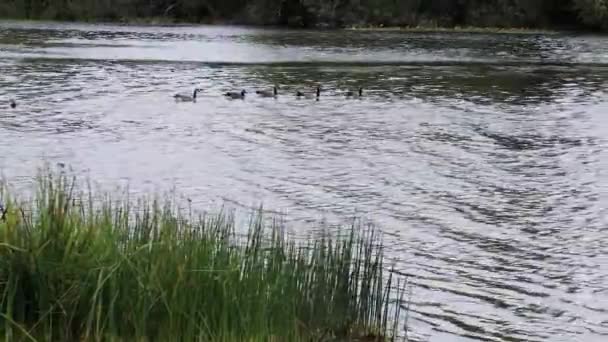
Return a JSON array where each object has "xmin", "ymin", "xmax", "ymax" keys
[
  {"xmin": 297, "ymin": 86, "xmax": 321, "ymax": 99},
  {"xmin": 9, "ymin": 99, "xmax": 16, "ymax": 108},
  {"xmin": 174, "ymin": 88, "xmax": 203, "ymax": 102},
  {"xmin": 346, "ymin": 87, "xmax": 363, "ymax": 97},
  {"xmin": 256, "ymin": 86, "xmax": 278, "ymax": 98},
  {"xmin": 225, "ymin": 90, "xmax": 247, "ymax": 99}
]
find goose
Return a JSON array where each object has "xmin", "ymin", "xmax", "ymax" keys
[
  {"xmin": 225, "ymin": 90, "xmax": 247, "ymax": 99},
  {"xmin": 297, "ymin": 86, "xmax": 321, "ymax": 99},
  {"xmin": 9, "ymin": 99, "xmax": 16, "ymax": 108},
  {"xmin": 346, "ymin": 87, "xmax": 363, "ymax": 97},
  {"xmin": 255, "ymin": 86, "xmax": 278, "ymax": 98},
  {"xmin": 174, "ymin": 88, "xmax": 203, "ymax": 102}
]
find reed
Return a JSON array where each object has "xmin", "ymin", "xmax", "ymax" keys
[{"xmin": 0, "ymin": 169, "xmax": 406, "ymax": 341}]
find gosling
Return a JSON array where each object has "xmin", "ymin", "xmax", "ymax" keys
[{"xmin": 345, "ymin": 87, "xmax": 363, "ymax": 97}]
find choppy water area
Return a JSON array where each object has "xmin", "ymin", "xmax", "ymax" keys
[{"xmin": 1, "ymin": 20, "xmax": 608, "ymax": 342}]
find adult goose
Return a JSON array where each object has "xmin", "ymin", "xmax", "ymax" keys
[
  {"xmin": 174, "ymin": 88, "xmax": 203, "ymax": 102},
  {"xmin": 296, "ymin": 86, "xmax": 321, "ymax": 100},
  {"xmin": 225, "ymin": 90, "xmax": 247, "ymax": 99},
  {"xmin": 256, "ymin": 86, "xmax": 278, "ymax": 98},
  {"xmin": 9, "ymin": 99, "xmax": 16, "ymax": 108}
]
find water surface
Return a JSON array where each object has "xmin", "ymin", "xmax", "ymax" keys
[{"xmin": 1, "ymin": 21, "xmax": 607, "ymax": 342}]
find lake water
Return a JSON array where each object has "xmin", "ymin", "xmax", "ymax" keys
[{"xmin": 1, "ymin": 21, "xmax": 607, "ymax": 342}]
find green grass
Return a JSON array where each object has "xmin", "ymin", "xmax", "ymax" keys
[{"xmin": 0, "ymin": 169, "xmax": 407, "ymax": 341}]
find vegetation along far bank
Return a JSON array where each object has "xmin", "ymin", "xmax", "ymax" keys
[{"xmin": 1, "ymin": 0, "xmax": 607, "ymax": 31}]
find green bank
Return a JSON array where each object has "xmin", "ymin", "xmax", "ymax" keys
[{"xmin": 0, "ymin": 169, "xmax": 407, "ymax": 341}]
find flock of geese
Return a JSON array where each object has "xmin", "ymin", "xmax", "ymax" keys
[
  {"xmin": 173, "ymin": 85, "xmax": 363, "ymax": 102},
  {"xmin": 5, "ymin": 85, "xmax": 363, "ymax": 108}
]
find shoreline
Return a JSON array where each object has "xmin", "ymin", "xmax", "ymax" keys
[
  {"xmin": 344, "ymin": 25, "xmax": 562, "ymax": 35},
  {"xmin": 0, "ymin": 17, "xmax": 591, "ymax": 35}
]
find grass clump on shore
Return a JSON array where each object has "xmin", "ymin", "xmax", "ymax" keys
[{"xmin": 0, "ymin": 169, "xmax": 406, "ymax": 341}]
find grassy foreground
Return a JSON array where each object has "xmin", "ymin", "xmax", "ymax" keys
[{"xmin": 0, "ymin": 170, "xmax": 406, "ymax": 341}]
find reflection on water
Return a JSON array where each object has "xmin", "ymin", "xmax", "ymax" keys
[{"xmin": 1, "ymin": 21, "xmax": 608, "ymax": 342}]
